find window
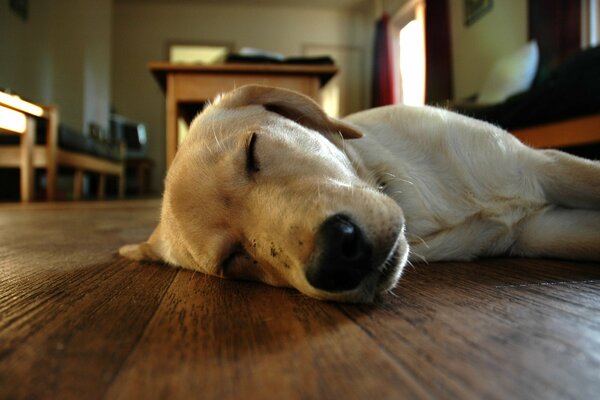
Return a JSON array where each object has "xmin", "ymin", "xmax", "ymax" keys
[
  {"xmin": 166, "ymin": 42, "xmax": 232, "ymax": 64},
  {"xmin": 582, "ymin": 0, "xmax": 599, "ymax": 47},
  {"xmin": 391, "ymin": 1, "xmax": 426, "ymax": 106}
]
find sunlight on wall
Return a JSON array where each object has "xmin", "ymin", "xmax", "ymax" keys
[
  {"xmin": 583, "ymin": 0, "xmax": 599, "ymax": 46},
  {"xmin": 178, "ymin": 118, "xmax": 188, "ymax": 145},
  {"xmin": 0, "ymin": 105, "xmax": 26, "ymax": 133},
  {"xmin": 321, "ymin": 82, "xmax": 341, "ymax": 117},
  {"xmin": 0, "ymin": 92, "xmax": 44, "ymax": 116}
]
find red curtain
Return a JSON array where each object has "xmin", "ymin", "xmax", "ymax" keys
[
  {"xmin": 371, "ymin": 13, "xmax": 396, "ymax": 107},
  {"xmin": 528, "ymin": 0, "xmax": 581, "ymax": 84}
]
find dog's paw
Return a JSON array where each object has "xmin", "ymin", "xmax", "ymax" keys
[{"xmin": 119, "ymin": 242, "xmax": 156, "ymax": 261}]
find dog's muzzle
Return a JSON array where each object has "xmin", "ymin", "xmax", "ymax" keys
[{"xmin": 305, "ymin": 214, "xmax": 375, "ymax": 292}]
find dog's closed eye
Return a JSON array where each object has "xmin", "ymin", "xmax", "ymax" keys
[{"xmin": 246, "ymin": 132, "xmax": 260, "ymax": 173}]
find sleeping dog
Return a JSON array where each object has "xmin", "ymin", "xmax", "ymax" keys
[{"xmin": 120, "ymin": 85, "xmax": 600, "ymax": 302}]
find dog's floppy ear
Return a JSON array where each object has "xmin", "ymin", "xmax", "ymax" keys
[
  {"xmin": 217, "ymin": 84, "xmax": 363, "ymax": 139},
  {"xmin": 119, "ymin": 225, "xmax": 167, "ymax": 263}
]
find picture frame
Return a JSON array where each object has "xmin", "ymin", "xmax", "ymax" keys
[
  {"xmin": 9, "ymin": 0, "xmax": 28, "ymax": 21},
  {"xmin": 465, "ymin": 0, "xmax": 493, "ymax": 26}
]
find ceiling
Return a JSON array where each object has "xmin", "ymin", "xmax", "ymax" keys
[{"xmin": 114, "ymin": 0, "xmax": 370, "ymax": 10}]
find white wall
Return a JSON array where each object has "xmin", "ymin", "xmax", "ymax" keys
[
  {"xmin": 112, "ymin": 2, "xmax": 369, "ymax": 193},
  {"xmin": 449, "ymin": 0, "xmax": 528, "ymax": 99},
  {"xmin": 0, "ymin": 1, "xmax": 53, "ymax": 105},
  {"xmin": 83, "ymin": 0, "xmax": 112, "ymax": 134},
  {"xmin": 0, "ymin": 0, "xmax": 112, "ymax": 133}
]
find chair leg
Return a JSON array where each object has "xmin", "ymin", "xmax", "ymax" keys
[
  {"xmin": 118, "ymin": 168, "xmax": 125, "ymax": 199},
  {"xmin": 73, "ymin": 169, "xmax": 84, "ymax": 201},
  {"xmin": 97, "ymin": 174, "xmax": 106, "ymax": 200},
  {"xmin": 46, "ymin": 106, "xmax": 58, "ymax": 201},
  {"xmin": 46, "ymin": 165, "xmax": 57, "ymax": 201},
  {"xmin": 20, "ymin": 117, "xmax": 35, "ymax": 202},
  {"xmin": 136, "ymin": 163, "xmax": 148, "ymax": 195}
]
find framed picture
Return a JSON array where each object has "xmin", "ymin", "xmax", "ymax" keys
[
  {"xmin": 465, "ymin": 0, "xmax": 493, "ymax": 26},
  {"xmin": 9, "ymin": 0, "xmax": 28, "ymax": 20}
]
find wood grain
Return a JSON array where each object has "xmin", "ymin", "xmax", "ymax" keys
[
  {"xmin": 339, "ymin": 260, "xmax": 600, "ymax": 399},
  {"xmin": 0, "ymin": 200, "xmax": 599, "ymax": 399},
  {"xmin": 511, "ymin": 114, "xmax": 600, "ymax": 149}
]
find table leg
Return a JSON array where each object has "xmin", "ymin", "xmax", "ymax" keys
[{"xmin": 166, "ymin": 74, "xmax": 178, "ymax": 170}]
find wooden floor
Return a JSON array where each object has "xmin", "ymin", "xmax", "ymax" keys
[{"xmin": 1, "ymin": 200, "xmax": 599, "ymax": 400}]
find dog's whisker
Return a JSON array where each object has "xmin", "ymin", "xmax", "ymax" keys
[
  {"xmin": 336, "ymin": 131, "xmax": 347, "ymax": 157},
  {"xmin": 405, "ymin": 232, "xmax": 430, "ymax": 248},
  {"xmin": 409, "ymin": 250, "xmax": 429, "ymax": 264},
  {"xmin": 406, "ymin": 259, "xmax": 419, "ymax": 273},
  {"xmin": 385, "ymin": 176, "xmax": 415, "ymax": 186},
  {"xmin": 397, "ymin": 178, "xmax": 414, "ymax": 185}
]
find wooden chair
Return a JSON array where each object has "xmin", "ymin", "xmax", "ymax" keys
[{"xmin": 0, "ymin": 93, "xmax": 125, "ymax": 202}]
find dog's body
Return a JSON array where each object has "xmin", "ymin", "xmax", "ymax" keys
[
  {"xmin": 121, "ymin": 85, "xmax": 600, "ymax": 302},
  {"xmin": 345, "ymin": 105, "xmax": 600, "ymax": 262}
]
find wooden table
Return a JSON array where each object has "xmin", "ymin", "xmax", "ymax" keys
[
  {"xmin": 1, "ymin": 199, "xmax": 600, "ymax": 399},
  {"xmin": 149, "ymin": 62, "xmax": 337, "ymax": 168}
]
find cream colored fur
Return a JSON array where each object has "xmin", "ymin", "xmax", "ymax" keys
[{"xmin": 120, "ymin": 85, "xmax": 600, "ymax": 302}]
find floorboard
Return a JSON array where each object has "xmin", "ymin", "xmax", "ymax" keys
[{"xmin": 0, "ymin": 200, "xmax": 598, "ymax": 399}]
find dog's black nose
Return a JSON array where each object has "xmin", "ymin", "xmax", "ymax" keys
[{"xmin": 306, "ymin": 214, "xmax": 373, "ymax": 292}]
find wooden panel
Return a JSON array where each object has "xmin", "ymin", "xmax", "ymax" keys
[
  {"xmin": 512, "ymin": 114, "xmax": 600, "ymax": 148},
  {"xmin": 33, "ymin": 147, "xmax": 47, "ymax": 167},
  {"xmin": 172, "ymin": 73, "xmax": 321, "ymax": 102},
  {"xmin": 0, "ymin": 146, "xmax": 46, "ymax": 168},
  {"xmin": 57, "ymin": 150, "xmax": 122, "ymax": 175},
  {"xmin": 0, "ymin": 147, "xmax": 21, "ymax": 167},
  {"xmin": 149, "ymin": 62, "xmax": 337, "ymax": 91}
]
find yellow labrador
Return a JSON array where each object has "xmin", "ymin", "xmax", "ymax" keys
[{"xmin": 120, "ymin": 85, "xmax": 600, "ymax": 302}]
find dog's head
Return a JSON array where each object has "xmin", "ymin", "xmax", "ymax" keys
[{"xmin": 120, "ymin": 85, "xmax": 408, "ymax": 302}]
